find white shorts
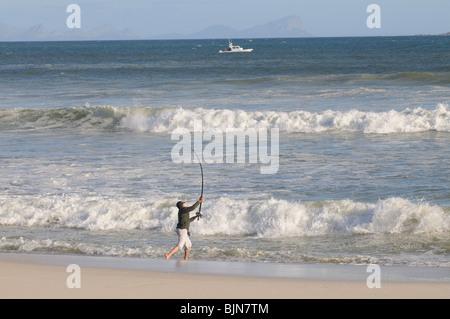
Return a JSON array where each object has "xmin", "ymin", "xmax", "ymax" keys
[{"xmin": 176, "ymin": 228, "xmax": 192, "ymax": 251}]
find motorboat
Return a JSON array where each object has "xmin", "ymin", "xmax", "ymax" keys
[{"xmin": 219, "ymin": 40, "xmax": 253, "ymax": 53}]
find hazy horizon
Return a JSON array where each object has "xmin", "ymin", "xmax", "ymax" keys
[{"xmin": 0, "ymin": 0, "xmax": 449, "ymax": 39}]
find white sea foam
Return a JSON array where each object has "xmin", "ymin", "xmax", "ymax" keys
[
  {"xmin": 1, "ymin": 104, "xmax": 448, "ymax": 134},
  {"xmin": 196, "ymin": 197, "xmax": 450, "ymax": 237},
  {"xmin": 119, "ymin": 103, "xmax": 450, "ymax": 134},
  {"xmin": 0, "ymin": 194, "xmax": 176, "ymax": 231},
  {"xmin": 1, "ymin": 194, "xmax": 448, "ymax": 237}
]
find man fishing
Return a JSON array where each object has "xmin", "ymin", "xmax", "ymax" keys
[{"xmin": 165, "ymin": 196, "xmax": 203, "ymax": 260}]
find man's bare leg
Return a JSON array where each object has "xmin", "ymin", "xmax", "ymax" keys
[
  {"xmin": 165, "ymin": 246, "xmax": 179, "ymax": 259},
  {"xmin": 184, "ymin": 250, "xmax": 190, "ymax": 260}
]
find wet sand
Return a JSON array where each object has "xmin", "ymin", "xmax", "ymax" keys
[{"xmin": 0, "ymin": 253, "xmax": 448, "ymax": 299}]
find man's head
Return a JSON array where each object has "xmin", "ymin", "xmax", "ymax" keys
[{"xmin": 176, "ymin": 201, "xmax": 185, "ymax": 209}]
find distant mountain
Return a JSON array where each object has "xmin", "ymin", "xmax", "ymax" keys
[
  {"xmin": 18, "ymin": 24, "xmax": 56, "ymax": 41},
  {"xmin": 0, "ymin": 16, "xmax": 311, "ymax": 41},
  {"xmin": 151, "ymin": 25, "xmax": 240, "ymax": 40},
  {"xmin": 152, "ymin": 16, "xmax": 312, "ymax": 39},
  {"xmin": 0, "ymin": 23, "xmax": 137, "ymax": 41},
  {"xmin": 87, "ymin": 24, "xmax": 136, "ymax": 40},
  {"xmin": 190, "ymin": 25, "xmax": 241, "ymax": 39},
  {"xmin": 240, "ymin": 16, "xmax": 311, "ymax": 38}
]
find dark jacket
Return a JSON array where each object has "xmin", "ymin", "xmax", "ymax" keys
[{"xmin": 176, "ymin": 201, "xmax": 200, "ymax": 230}]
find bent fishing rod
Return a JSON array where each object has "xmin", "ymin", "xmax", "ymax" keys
[{"xmin": 190, "ymin": 147, "xmax": 204, "ymax": 220}]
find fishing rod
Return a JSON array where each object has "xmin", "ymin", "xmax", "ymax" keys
[{"xmin": 189, "ymin": 147, "xmax": 203, "ymax": 220}]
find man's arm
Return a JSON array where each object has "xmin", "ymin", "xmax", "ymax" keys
[
  {"xmin": 184, "ymin": 196, "xmax": 204, "ymax": 214},
  {"xmin": 184, "ymin": 200, "xmax": 200, "ymax": 214},
  {"xmin": 189, "ymin": 214, "xmax": 200, "ymax": 222},
  {"xmin": 187, "ymin": 197, "xmax": 204, "ymax": 222}
]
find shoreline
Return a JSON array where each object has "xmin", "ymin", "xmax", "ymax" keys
[{"xmin": 0, "ymin": 252, "xmax": 449, "ymax": 299}]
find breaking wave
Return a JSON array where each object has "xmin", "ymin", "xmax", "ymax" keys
[
  {"xmin": 0, "ymin": 194, "xmax": 448, "ymax": 237},
  {"xmin": 1, "ymin": 103, "xmax": 449, "ymax": 134},
  {"xmin": 0, "ymin": 105, "xmax": 127, "ymax": 131},
  {"xmin": 120, "ymin": 104, "xmax": 450, "ymax": 134}
]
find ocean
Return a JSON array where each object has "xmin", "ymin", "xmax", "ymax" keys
[{"xmin": 0, "ymin": 37, "xmax": 449, "ymax": 267}]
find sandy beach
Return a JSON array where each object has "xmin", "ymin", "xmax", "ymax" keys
[{"xmin": 0, "ymin": 253, "xmax": 448, "ymax": 299}]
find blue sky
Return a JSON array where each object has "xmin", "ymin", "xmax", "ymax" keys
[{"xmin": 1, "ymin": 0, "xmax": 449, "ymax": 37}]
